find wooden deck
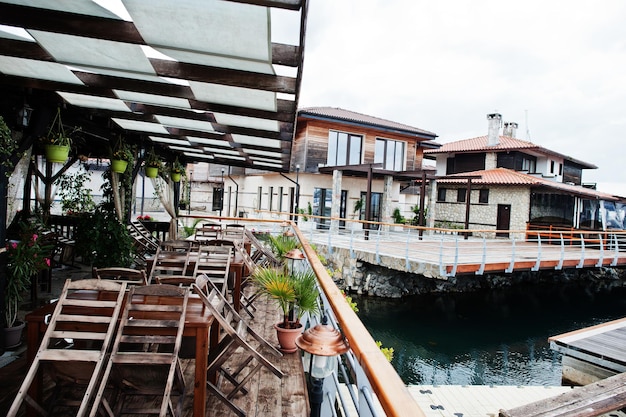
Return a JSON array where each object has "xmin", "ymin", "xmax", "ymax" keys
[
  {"xmin": 0, "ymin": 270, "xmax": 309, "ymax": 417},
  {"xmin": 549, "ymin": 317, "xmax": 626, "ymax": 386}
]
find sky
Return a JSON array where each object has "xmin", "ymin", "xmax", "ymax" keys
[{"xmin": 296, "ymin": 0, "xmax": 626, "ymax": 195}]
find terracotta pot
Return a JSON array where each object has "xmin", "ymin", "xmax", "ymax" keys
[
  {"xmin": 145, "ymin": 166, "xmax": 159, "ymax": 178},
  {"xmin": 274, "ymin": 323, "xmax": 302, "ymax": 354},
  {"xmin": 3, "ymin": 321, "xmax": 25, "ymax": 349},
  {"xmin": 111, "ymin": 159, "xmax": 128, "ymax": 173},
  {"xmin": 45, "ymin": 145, "xmax": 70, "ymax": 163}
]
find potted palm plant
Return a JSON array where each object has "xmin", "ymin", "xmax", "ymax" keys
[
  {"xmin": 252, "ymin": 266, "xmax": 319, "ymax": 353},
  {"xmin": 144, "ymin": 148, "xmax": 162, "ymax": 178},
  {"xmin": 3, "ymin": 222, "xmax": 53, "ymax": 347}
]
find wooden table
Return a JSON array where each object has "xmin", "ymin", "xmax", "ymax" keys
[{"xmin": 25, "ymin": 291, "xmax": 215, "ymax": 417}]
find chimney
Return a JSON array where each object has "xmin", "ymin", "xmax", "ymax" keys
[
  {"xmin": 486, "ymin": 113, "xmax": 502, "ymax": 146},
  {"xmin": 503, "ymin": 122, "xmax": 518, "ymax": 138}
]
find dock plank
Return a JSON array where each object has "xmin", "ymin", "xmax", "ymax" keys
[{"xmin": 499, "ymin": 372, "xmax": 626, "ymax": 417}]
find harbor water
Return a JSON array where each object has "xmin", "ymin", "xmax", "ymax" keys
[{"xmin": 353, "ymin": 280, "xmax": 626, "ymax": 386}]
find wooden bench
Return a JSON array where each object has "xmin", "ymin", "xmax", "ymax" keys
[{"xmin": 499, "ymin": 372, "xmax": 626, "ymax": 417}]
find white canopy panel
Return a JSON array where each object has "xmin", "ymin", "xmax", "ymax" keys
[{"xmin": 0, "ymin": 0, "xmax": 307, "ymax": 171}]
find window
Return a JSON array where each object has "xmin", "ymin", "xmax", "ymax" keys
[
  {"xmin": 559, "ymin": 163, "xmax": 563, "ymax": 176},
  {"xmin": 375, "ymin": 138, "xmax": 405, "ymax": 170},
  {"xmin": 437, "ymin": 188, "xmax": 447, "ymax": 202},
  {"xmin": 278, "ymin": 186, "xmax": 283, "ymax": 212},
  {"xmin": 212, "ymin": 186, "xmax": 223, "ymax": 211},
  {"xmin": 521, "ymin": 157, "xmax": 536, "ymax": 172},
  {"xmin": 257, "ymin": 186, "xmax": 262, "ymax": 210},
  {"xmin": 268, "ymin": 186, "xmax": 274, "ymax": 211},
  {"xmin": 550, "ymin": 160, "xmax": 555, "ymax": 174},
  {"xmin": 457, "ymin": 189, "xmax": 466, "ymax": 203},
  {"xmin": 327, "ymin": 131, "xmax": 363, "ymax": 166},
  {"xmin": 479, "ymin": 189, "xmax": 489, "ymax": 204}
]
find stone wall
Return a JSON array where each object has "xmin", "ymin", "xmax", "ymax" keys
[{"xmin": 434, "ymin": 185, "xmax": 530, "ymax": 239}]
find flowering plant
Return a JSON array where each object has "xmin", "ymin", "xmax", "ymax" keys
[
  {"xmin": 145, "ymin": 147, "xmax": 163, "ymax": 169},
  {"xmin": 171, "ymin": 157, "xmax": 185, "ymax": 175},
  {"xmin": 5, "ymin": 224, "xmax": 53, "ymax": 327},
  {"xmin": 137, "ymin": 215, "xmax": 153, "ymax": 221}
]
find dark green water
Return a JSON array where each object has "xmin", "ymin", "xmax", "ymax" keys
[{"xmin": 353, "ymin": 282, "xmax": 626, "ymax": 386}]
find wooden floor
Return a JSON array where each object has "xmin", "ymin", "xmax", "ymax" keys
[{"xmin": 0, "ymin": 267, "xmax": 309, "ymax": 417}]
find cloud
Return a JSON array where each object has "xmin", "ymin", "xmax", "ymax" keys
[{"xmin": 297, "ymin": 0, "xmax": 626, "ymax": 192}]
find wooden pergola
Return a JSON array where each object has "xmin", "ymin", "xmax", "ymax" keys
[{"xmin": 0, "ymin": 0, "xmax": 308, "ymax": 238}]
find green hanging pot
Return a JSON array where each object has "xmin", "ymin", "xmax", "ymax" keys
[
  {"xmin": 111, "ymin": 159, "xmax": 128, "ymax": 173},
  {"xmin": 45, "ymin": 145, "xmax": 70, "ymax": 163},
  {"xmin": 145, "ymin": 166, "xmax": 159, "ymax": 178},
  {"xmin": 171, "ymin": 172, "xmax": 181, "ymax": 182}
]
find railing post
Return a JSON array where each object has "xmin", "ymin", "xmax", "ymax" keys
[
  {"xmin": 450, "ymin": 237, "xmax": 459, "ymax": 277},
  {"xmin": 405, "ymin": 228, "xmax": 411, "ymax": 271},
  {"xmin": 532, "ymin": 234, "xmax": 542, "ymax": 271},
  {"xmin": 375, "ymin": 227, "xmax": 381, "ymax": 264},
  {"xmin": 611, "ymin": 233, "xmax": 619, "ymax": 267},
  {"xmin": 327, "ymin": 226, "xmax": 333, "ymax": 255},
  {"xmin": 438, "ymin": 238, "xmax": 447, "ymax": 277},
  {"xmin": 349, "ymin": 228, "xmax": 355, "ymax": 259},
  {"xmin": 505, "ymin": 238, "xmax": 516, "ymax": 273},
  {"xmin": 555, "ymin": 232, "xmax": 564, "ymax": 270},
  {"xmin": 595, "ymin": 233, "xmax": 604, "ymax": 267},
  {"xmin": 475, "ymin": 237, "xmax": 486, "ymax": 275},
  {"xmin": 577, "ymin": 233, "xmax": 586, "ymax": 268}
]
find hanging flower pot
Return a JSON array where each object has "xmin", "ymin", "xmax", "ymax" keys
[
  {"xmin": 145, "ymin": 166, "xmax": 159, "ymax": 178},
  {"xmin": 171, "ymin": 172, "xmax": 181, "ymax": 182},
  {"xmin": 111, "ymin": 159, "xmax": 128, "ymax": 173},
  {"xmin": 45, "ymin": 144, "xmax": 70, "ymax": 163}
]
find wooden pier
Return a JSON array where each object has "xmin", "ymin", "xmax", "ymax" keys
[
  {"xmin": 549, "ymin": 317, "xmax": 626, "ymax": 386},
  {"xmin": 306, "ymin": 228, "xmax": 626, "ymax": 278}
]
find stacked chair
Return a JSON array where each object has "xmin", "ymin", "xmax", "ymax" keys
[
  {"xmin": 91, "ymin": 284, "xmax": 189, "ymax": 417},
  {"xmin": 193, "ymin": 244, "xmax": 232, "ymax": 295},
  {"xmin": 194, "ymin": 222, "xmax": 222, "ymax": 243},
  {"xmin": 192, "ymin": 276, "xmax": 284, "ymax": 417},
  {"xmin": 149, "ymin": 241, "xmax": 192, "ymax": 285},
  {"xmin": 7, "ymin": 279, "xmax": 127, "ymax": 417},
  {"xmin": 92, "ymin": 266, "xmax": 148, "ymax": 285}
]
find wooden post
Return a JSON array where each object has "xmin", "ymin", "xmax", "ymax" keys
[{"xmin": 464, "ymin": 179, "xmax": 472, "ymax": 240}]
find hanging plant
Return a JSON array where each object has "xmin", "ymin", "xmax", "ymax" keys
[
  {"xmin": 111, "ymin": 136, "xmax": 134, "ymax": 173},
  {"xmin": 170, "ymin": 157, "xmax": 185, "ymax": 182},
  {"xmin": 144, "ymin": 147, "xmax": 163, "ymax": 178},
  {"xmin": 40, "ymin": 108, "xmax": 78, "ymax": 163}
]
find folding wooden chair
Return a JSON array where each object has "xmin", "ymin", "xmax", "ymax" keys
[
  {"xmin": 148, "ymin": 244, "xmax": 191, "ymax": 284},
  {"xmin": 7, "ymin": 279, "xmax": 127, "ymax": 417},
  {"xmin": 192, "ymin": 244, "xmax": 231, "ymax": 295},
  {"xmin": 234, "ymin": 242, "xmax": 262, "ymax": 318},
  {"xmin": 191, "ymin": 277, "xmax": 284, "ymax": 417},
  {"xmin": 91, "ymin": 284, "xmax": 189, "ymax": 417},
  {"xmin": 92, "ymin": 266, "xmax": 148, "ymax": 285}
]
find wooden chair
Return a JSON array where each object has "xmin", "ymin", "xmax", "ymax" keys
[
  {"xmin": 192, "ymin": 245, "xmax": 231, "ymax": 295},
  {"xmin": 194, "ymin": 223, "xmax": 221, "ymax": 243},
  {"xmin": 92, "ymin": 266, "xmax": 147, "ymax": 285},
  {"xmin": 91, "ymin": 284, "xmax": 189, "ymax": 417},
  {"xmin": 191, "ymin": 277, "xmax": 284, "ymax": 417},
  {"xmin": 7, "ymin": 279, "xmax": 127, "ymax": 417},
  {"xmin": 148, "ymin": 244, "xmax": 191, "ymax": 284},
  {"xmin": 234, "ymin": 242, "xmax": 262, "ymax": 318},
  {"xmin": 223, "ymin": 223, "xmax": 245, "ymax": 241}
]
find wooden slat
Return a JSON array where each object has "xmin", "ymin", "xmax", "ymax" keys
[{"xmin": 499, "ymin": 372, "xmax": 626, "ymax": 417}]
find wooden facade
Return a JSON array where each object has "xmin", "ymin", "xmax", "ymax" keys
[{"xmin": 292, "ymin": 115, "xmax": 434, "ymax": 174}]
